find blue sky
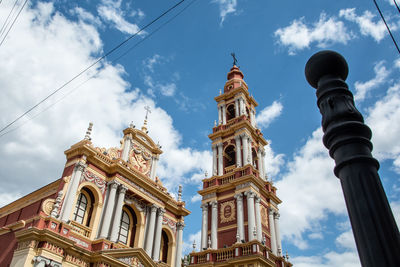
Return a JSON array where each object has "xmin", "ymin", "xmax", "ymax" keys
[{"xmin": 0, "ymin": 0, "xmax": 399, "ymax": 266}]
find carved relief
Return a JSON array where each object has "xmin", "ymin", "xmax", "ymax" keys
[
  {"xmin": 94, "ymin": 147, "xmax": 122, "ymax": 160},
  {"xmin": 42, "ymin": 242, "xmax": 64, "ymax": 256},
  {"xmin": 81, "ymin": 170, "xmax": 107, "ymax": 194},
  {"xmin": 42, "ymin": 199, "xmax": 55, "ymax": 216},
  {"xmin": 162, "ymin": 216, "xmax": 177, "ymax": 233},
  {"xmin": 117, "ymin": 256, "xmax": 144, "ymax": 267},
  {"xmin": 16, "ymin": 240, "xmax": 37, "ymax": 251},
  {"xmin": 129, "ymin": 142, "xmax": 152, "ymax": 175},
  {"xmin": 220, "ymin": 201, "xmax": 236, "ymax": 223},
  {"xmin": 261, "ymin": 206, "xmax": 268, "ymax": 227},
  {"xmin": 65, "ymin": 254, "xmax": 89, "ymax": 267}
]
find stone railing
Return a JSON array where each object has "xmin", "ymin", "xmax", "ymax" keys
[
  {"xmin": 189, "ymin": 241, "xmax": 292, "ymax": 266},
  {"xmin": 203, "ymin": 165, "xmax": 258, "ymax": 188},
  {"xmin": 212, "ymin": 115, "xmax": 249, "ymax": 133},
  {"xmin": 70, "ymin": 221, "xmax": 91, "ymax": 238}
]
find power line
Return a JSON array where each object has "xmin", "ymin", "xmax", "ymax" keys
[
  {"xmin": 0, "ymin": 0, "xmax": 19, "ymax": 37},
  {"xmin": 0, "ymin": 0, "xmax": 199, "ymax": 139},
  {"xmin": 0, "ymin": 0, "xmax": 29, "ymax": 47},
  {"xmin": 373, "ymin": 0, "xmax": 400, "ymax": 54},
  {"xmin": 393, "ymin": 0, "xmax": 400, "ymax": 14},
  {"xmin": 0, "ymin": 0, "xmax": 186, "ymax": 134}
]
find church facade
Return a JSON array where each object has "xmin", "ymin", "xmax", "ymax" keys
[
  {"xmin": 0, "ymin": 120, "xmax": 189, "ymax": 266},
  {"xmin": 187, "ymin": 65, "xmax": 292, "ymax": 267}
]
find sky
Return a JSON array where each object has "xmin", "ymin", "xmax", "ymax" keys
[{"xmin": 0, "ymin": 0, "xmax": 399, "ymax": 266}]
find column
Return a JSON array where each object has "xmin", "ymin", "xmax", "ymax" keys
[
  {"xmin": 235, "ymin": 98, "xmax": 239, "ymax": 117},
  {"xmin": 145, "ymin": 204, "xmax": 158, "ymax": 256},
  {"xmin": 211, "ymin": 201, "xmax": 218, "ymax": 249},
  {"xmin": 268, "ymin": 207, "xmax": 277, "ymax": 254},
  {"xmin": 175, "ymin": 222, "xmax": 185, "ymax": 267},
  {"xmin": 257, "ymin": 149, "xmax": 263, "ymax": 178},
  {"xmin": 149, "ymin": 156, "xmax": 155, "ymax": 179},
  {"xmin": 222, "ymin": 104, "xmax": 227, "ymax": 125},
  {"xmin": 150, "ymin": 156, "xmax": 159, "ymax": 180},
  {"xmin": 248, "ymin": 136, "xmax": 253, "ymax": 166},
  {"xmin": 152, "ymin": 208, "xmax": 165, "ymax": 260},
  {"xmin": 234, "ymin": 135, "xmax": 242, "ymax": 167},
  {"xmin": 242, "ymin": 134, "xmax": 248, "ymax": 166},
  {"xmin": 234, "ymin": 193, "xmax": 245, "ymax": 241},
  {"xmin": 261, "ymin": 149, "xmax": 266, "ymax": 180},
  {"xmin": 212, "ymin": 144, "xmax": 217, "ymax": 176},
  {"xmin": 121, "ymin": 137, "xmax": 131, "ymax": 162},
  {"xmin": 217, "ymin": 143, "xmax": 223, "ymax": 176},
  {"xmin": 99, "ymin": 180, "xmax": 119, "ymax": 238},
  {"xmin": 110, "ymin": 185, "xmax": 128, "ymax": 242},
  {"xmin": 254, "ymin": 196, "xmax": 262, "ymax": 242},
  {"xmin": 239, "ymin": 98, "xmax": 244, "ymax": 115},
  {"xmin": 200, "ymin": 203, "xmax": 208, "ymax": 250},
  {"xmin": 245, "ymin": 191, "xmax": 256, "ymax": 241},
  {"xmin": 218, "ymin": 105, "xmax": 222, "ymax": 125},
  {"xmin": 60, "ymin": 162, "xmax": 86, "ymax": 222},
  {"xmin": 274, "ymin": 212, "xmax": 282, "ymax": 256},
  {"xmin": 142, "ymin": 207, "xmax": 150, "ymax": 248}
]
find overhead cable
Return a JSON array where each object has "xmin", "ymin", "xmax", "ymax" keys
[
  {"xmin": 0, "ymin": 0, "xmax": 198, "ymax": 139},
  {"xmin": 373, "ymin": 0, "xmax": 400, "ymax": 54},
  {"xmin": 0, "ymin": 0, "xmax": 29, "ymax": 46},
  {"xmin": 0, "ymin": 0, "xmax": 186, "ymax": 134}
]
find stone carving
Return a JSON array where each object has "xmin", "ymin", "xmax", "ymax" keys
[
  {"xmin": 16, "ymin": 240, "xmax": 37, "ymax": 251},
  {"xmin": 117, "ymin": 256, "xmax": 144, "ymax": 267},
  {"xmin": 81, "ymin": 170, "xmax": 106, "ymax": 194},
  {"xmin": 65, "ymin": 254, "xmax": 89, "ymax": 267},
  {"xmin": 125, "ymin": 195, "xmax": 146, "ymax": 212},
  {"xmin": 120, "ymin": 176, "xmax": 162, "ymax": 204},
  {"xmin": 95, "ymin": 147, "xmax": 122, "ymax": 160},
  {"xmin": 162, "ymin": 216, "xmax": 177, "ymax": 233},
  {"xmin": 220, "ymin": 200, "xmax": 236, "ymax": 223},
  {"xmin": 42, "ymin": 198, "xmax": 55, "ymax": 216},
  {"xmin": 261, "ymin": 206, "xmax": 268, "ymax": 227},
  {"xmin": 129, "ymin": 142, "xmax": 152, "ymax": 175},
  {"xmin": 68, "ymin": 236, "xmax": 89, "ymax": 248},
  {"xmin": 51, "ymin": 191, "xmax": 63, "ymax": 218}
]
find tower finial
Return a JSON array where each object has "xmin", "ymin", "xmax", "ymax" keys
[
  {"xmin": 142, "ymin": 106, "xmax": 151, "ymax": 132},
  {"xmin": 231, "ymin": 52, "xmax": 238, "ymax": 66},
  {"xmin": 178, "ymin": 185, "xmax": 183, "ymax": 202},
  {"xmin": 84, "ymin": 122, "xmax": 93, "ymax": 141}
]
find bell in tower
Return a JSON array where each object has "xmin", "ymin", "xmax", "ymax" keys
[{"xmin": 188, "ymin": 58, "xmax": 292, "ymax": 267}]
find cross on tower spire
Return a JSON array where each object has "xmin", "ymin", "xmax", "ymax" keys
[
  {"xmin": 142, "ymin": 105, "xmax": 151, "ymax": 132},
  {"xmin": 231, "ymin": 52, "xmax": 238, "ymax": 66}
]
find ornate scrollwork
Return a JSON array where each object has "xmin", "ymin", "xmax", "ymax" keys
[{"xmin": 220, "ymin": 201, "xmax": 236, "ymax": 223}]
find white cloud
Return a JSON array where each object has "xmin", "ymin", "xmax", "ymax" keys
[
  {"xmin": 160, "ymin": 83, "xmax": 177, "ymax": 97},
  {"xmin": 354, "ymin": 61, "xmax": 390, "ymax": 101},
  {"xmin": 182, "ymin": 230, "xmax": 201, "ymax": 254},
  {"xmin": 339, "ymin": 8, "xmax": 390, "ymax": 42},
  {"xmin": 256, "ymin": 100, "xmax": 283, "ymax": 129},
  {"xmin": 390, "ymin": 201, "xmax": 400, "ymax": 226},
  {"xmin": 366, "ymin": 82, "xmax": 400, "ymax": 169},
  {"xmin": 212, "ymin": 0, "xmax": 237, "ymax": 25},
  {"xmin": 72, "ymin": 7, "xmax": 102, "ymax": 27},
  {"xmin": 97, "ymin": 0, "xmax": 143, "ymax": 35},
  {"xmin": 143, "ymin": 54, "xmax": 161, "ymax": 73},
  {"xmin": 0, "ymin": 1, "xmax": 209, "ymax": 203},
  {"xmin": 291, "ymin": 251, "xmax": 360, "ymax": 267},
  {"xmin": 190, "ymin": 194, "xmax": 202, "ymax": 203},
  {"xmin": 274, "ymin": 13, "xmax": 352, "ymax": 55},
  {"xmin": 263, "ymin": 139, "xmax": 285, "ymax": 178},
  {"xmin": 276, "ymin": 128, "xmax": 345, "ymax": 249}
]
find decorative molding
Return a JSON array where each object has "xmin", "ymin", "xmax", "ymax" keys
[
  {"xmin": 203, "ymin": 193, "xmax": 216, "ymax": 200},
  {"xmin": 117, "ymin": 256, "xmax": 144, "ymax": 267},
  {"xmin": 51, "ymin": 191, "xmax": 63, "ymax": 218},
  {"xmin": 65, "ymin": 254, "xmax": 89, "ymax": 267},
  {"xmin": 16, "ymin": 240, "xmax": 37, "ymax": 251},
  {"xmin": 236, "ymin": 182, "xmax": 259, "ymax": 192},
  {"xmin": 81, "ymin": 170, "xmax": 107, "ymax": 194},
  {"xmin": 120, "ymin": 176, "xmax": 162, "ymax": 204},
  {"xmin": 261, "ymin": 206, "xmax": 268, "ymax": 227},
  {"xmin": 162, "ymin": 216, "xmax": 177, "ymax": 233},
  {"xmin": 42, "ymin": 241, "xmax": 64, "ymax": 256},
  {"xmin": 125, "ymin": 195, "xmax": 146, "ymax": 212},
  {"xmin": 42, "ymin": 198, "xmax": 55, "ymax": 216},
  {"xmin": 220, "ymin": 200, "xmax": 236, "ymax": 223},
  {"xmin": 68, "ymin": 235, "xmax": 89, "ymax": 248}
]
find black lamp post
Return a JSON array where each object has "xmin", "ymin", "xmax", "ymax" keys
[{"xmin": 305, "ymin": 50, "xmax": 400, "ymax": 267}]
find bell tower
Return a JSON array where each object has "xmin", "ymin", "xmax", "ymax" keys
[{"xmin": 188, "ymin": 63, "xmax": 292, "ymax": 267}]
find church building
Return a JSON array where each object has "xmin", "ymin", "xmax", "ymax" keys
[
  {"xmin": 0, "ymin": 118, "xmax": 190, "ymax": 266},
  {"xmin": 187, "ymin": 65, "xmax": 292, "ymax": 267}
]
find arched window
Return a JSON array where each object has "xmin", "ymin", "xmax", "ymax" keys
[
  {"xmin": 161, "ymin": 230, "xmax": 169, "ymax": 263},
  {"xmin": 224, "ymin": 145, "xmax": 236, "ymax": 168},
  {"xmin": 117, "ymin": 206, "xmax": 137, "ymax": 246},
  {"xmin": 72, "ymin": 187, "xmax": 94, "ymax": 226},
  {"xmin": 118, "ymin": 211, "xmax": 130, "ymax": 244},
  {"xmin": 226, "ymin": 104, "xmax": 235, "ymax": 120}
]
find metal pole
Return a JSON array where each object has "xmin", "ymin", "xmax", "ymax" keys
[{"xmin": 305, "ymin": 50, "xmax": 400, "ymax": 267}]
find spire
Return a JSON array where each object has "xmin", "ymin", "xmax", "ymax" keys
[
  {"xmin": 178, "ymin": 185, "xmax": 183, "ymax": 202},
  {"xmin": 227, "ymin": 52, "xmax": 244, "ymax": 80},
  {"xmin": 84, "ymin": 122, "xmax": 93, "ymax": 141},
  {"xmin": 142, "ymin": 106, "xmax": 151, "ymax": 132}
]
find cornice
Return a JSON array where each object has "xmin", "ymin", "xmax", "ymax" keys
[
  {"xmin": 0, "ymin": 179, "xmax": 60, "ymax": 218},
  {"xmin": 214, "ymin": 84, "xmax": 258, "ymax": 108}
]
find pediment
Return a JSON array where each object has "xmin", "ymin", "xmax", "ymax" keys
[{"xmin": 101, "ymin": 247, "xmax": 157, "ymax": 267}]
